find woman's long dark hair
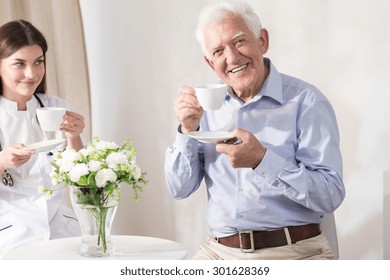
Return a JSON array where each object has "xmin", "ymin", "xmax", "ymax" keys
[{"xmin": 0, "ymin": 19, "xmax": 48, "ymax": 94}]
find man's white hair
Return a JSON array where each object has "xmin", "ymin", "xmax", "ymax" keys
[{"xmin": 195, "ymin": 1, "xmax": 262, "ymax": 57}]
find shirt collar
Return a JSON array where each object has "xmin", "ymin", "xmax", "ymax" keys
[
  {"xmin": 226, "ymin": 58, "xmax": 284, "ymax": 105},
  {"xmin": 0, "ymin": 95, "xmax": 41, "ymax": 111},
  {"xmin": 0, "ymin": 95, "xmax": 18, "ymax": 111},
  {"xmin": 258, "ymin": 58, "xmax": 284, "ymax": 104}
]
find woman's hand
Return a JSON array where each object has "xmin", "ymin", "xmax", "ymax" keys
[
  {"xmin": 0, "ymin": 144, "xmax": 35, "ymax": 173},
  {"xmin": 61, "ymin": 111, "xmax": 85, "ymax": 151}
]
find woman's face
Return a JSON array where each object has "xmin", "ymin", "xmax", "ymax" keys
[{"xmin": 0, "ymin": 44, "xmax": 45, "ymax": 101}]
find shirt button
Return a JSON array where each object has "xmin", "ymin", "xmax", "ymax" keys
[
  {"xmin": 240, "ymin": 187, "xmax": 244, "ymax": 192},
  {"xmin": 186, "ymin": 143, "xmax": 192, "ymax": 149},
  {"xmin": 239, "ymin": 214, "xmax": 244, "ymax": 219}
]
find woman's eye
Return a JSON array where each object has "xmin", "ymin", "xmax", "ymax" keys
[
  {"xmin": 14, "ymin": 62, "xmax": 24, "ymax": 67},
  {"xmin": 35, "ymin": 59, "xmax": 44, "ymax": 65}
]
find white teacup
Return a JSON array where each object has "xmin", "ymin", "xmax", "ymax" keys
[
  {"xmin": 195, "ymin": 84, "xmax": 227, "ymax": 110},
  {"xmin": 36, "ymin": 107, "xmax": 66, "ymax": 131}
]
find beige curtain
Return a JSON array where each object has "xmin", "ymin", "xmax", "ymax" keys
[{"xmin": 0, "ymin": 0, "xmax": 91, "ymax": 142}]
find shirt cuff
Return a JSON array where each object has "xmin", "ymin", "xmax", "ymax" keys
[
  {"xmin": 253, "ymin": 148, "xmax": 286, "ymax": 183},
  {"xmin": 173, "ymin": 130, "xmax": 198, "ymax": 156},
  {"xmin": 177, "ymin": 124, "xmax": 200, "ymax": 134}
]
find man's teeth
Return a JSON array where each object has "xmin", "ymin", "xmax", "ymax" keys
[{"xmin": 231, "ymin": 64, "xmax": 247, "ymax": 73}]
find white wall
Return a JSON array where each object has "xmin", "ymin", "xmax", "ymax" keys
[{"xmin": 79, "ymin": 0, "xmax": 390, "ymax": 259}]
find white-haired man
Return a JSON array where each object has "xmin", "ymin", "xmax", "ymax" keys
[{"xmin": 165, "ymin": 1, "xmax": 345, "ymax": 260}]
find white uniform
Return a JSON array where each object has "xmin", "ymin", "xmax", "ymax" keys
[{"xmin": 0, "ymin": 93, "xmax": 80, "ymax": 256}]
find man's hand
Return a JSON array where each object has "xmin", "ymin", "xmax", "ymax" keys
[
  {"xmin": 216, "ymin": 128, "xmax": 266, "ymax": 168},
  {"xmin": 174, "ymin": 86, "xmax": 203, "ymax": 133}
]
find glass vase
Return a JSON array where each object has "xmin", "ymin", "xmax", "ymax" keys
[{"xmin": 70, "ymin": 185, "xmax": 119, "ymax": 257}]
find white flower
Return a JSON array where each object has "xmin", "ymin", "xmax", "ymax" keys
[
  {"xmin": 60, "ymin": 148, "xmax": 81, "ymax": 172},
  {"xmin": 60, "ymin": 159, "xmax": 74, "ymax": 172},
  {"xmin": 69, "ymin": 163, "xmax": 89, "ymax": 183},
  {"xmin": 38, "ymin": 185, "xmax": 46, "ymax": 194},
  {"xmin": 62, "ymin": 147, "xmax": 80, "ymax": 160},
  {"xmin": 132, "ymin": 165, "xmax": 142, "ymax": 180},
  {"xmin": 96, "ymin": 140, "xmax": 118, "ymax": 150},
  {"xmin": 79, "ymin": 145, "xmax": 96, "ymax": 157},
  {"xmin": 51, "ymin": 173, "xmax": 59, "ymax": 185},
  {"xmin": 130, "ymin": 155, "xmax": 136, "ymax": 165},
  {"xmin": 123, "ymin": 150, "xmax": 132, "ymax": 157},
  {"xmin": 88, "ymin": 160, "xmax": 102, "ymax": 172},
  {"xmin": 44, "ymin": 189, "xmax": 54, "ymax": 199},
  {"xmin": 38, "ymin": 186, "xmax": 53, "ymax": 199},
  {"xmin": 46, "ymin": 136, "xmax": 146, "ymax": 205},
  {"xmin": 78, "ymin": 148, "xmax": 88, "ymax": 157},
  {"xmin": 53, "ymin": 150, "xmax": 61, "ymax": 158},
  {"xmin": 95, "ymin": 168, "xmax": 117, "ymax": 188},
  {"xmin": 106, "ymin": 152, "xmax": 129, "ymax": 171}
]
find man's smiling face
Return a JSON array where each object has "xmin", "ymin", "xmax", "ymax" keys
[{"xmin": 203, "ymin": 14, "xmax": 269, "ymax": 99}]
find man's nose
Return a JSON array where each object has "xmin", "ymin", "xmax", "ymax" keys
[{"xmin": 225, "ymin": 45, "xmax": 240, "ymax": 64}]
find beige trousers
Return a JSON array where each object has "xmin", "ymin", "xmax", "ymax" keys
[{"xmin": 192, "ymin": 233, "xmax": 334, "ymax": 260}]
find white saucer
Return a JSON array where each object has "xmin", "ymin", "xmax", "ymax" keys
[
  {"xmin": 187, "ymin": 131, "xmax": 234, "ymax": 144},
  {"xmin": 25, "ymin": 138, "xmax": 66, "ymax": 153}
]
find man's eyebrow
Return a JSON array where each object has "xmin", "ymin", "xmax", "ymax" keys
[
  {"xmin": 232, "ymin": 31, "xmax": 245, "ymax": 40},
  {"xmin": 210, "ymin": 32, "xmax": 246, "ymax": 51}
]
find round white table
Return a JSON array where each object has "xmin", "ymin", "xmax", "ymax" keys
[{"xmin": 3, "ymin": 235, "xmax": 187, "ymax": 260}]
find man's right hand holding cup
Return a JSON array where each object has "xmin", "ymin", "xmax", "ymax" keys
[{"xmin": 174, "ymin": 86, "xmax": 203, "ymax": 134}]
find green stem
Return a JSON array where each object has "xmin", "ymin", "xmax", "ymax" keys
[
  {"xmin": 89, "ymin": 207, "xmax": 107, "ymax": 253},
  {"xmin": 99, "ymin": 207, "xmax": 108, "ymax": 252}
]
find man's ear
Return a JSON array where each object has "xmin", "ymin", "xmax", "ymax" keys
[
  {"xmin": 204, "ymin": 55, "xmax": 215, "ymax": 71},
  {"xmin": 259, "ymin": 28, "xmax": 269, "ymax": 54}
]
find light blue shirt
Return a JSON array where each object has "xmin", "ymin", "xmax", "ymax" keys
[{"xmin": 165, "ymin": 59, "xmax": 345, "ymax": 237}]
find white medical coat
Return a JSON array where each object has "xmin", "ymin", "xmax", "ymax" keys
[{"xmin": 0, "ymin": 93, "xmax": 80, "ymax": 256}]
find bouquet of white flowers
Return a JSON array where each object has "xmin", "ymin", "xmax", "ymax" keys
[{"xmin": 40, "ymin": 136, "xmax": 147, "ymax": 255}]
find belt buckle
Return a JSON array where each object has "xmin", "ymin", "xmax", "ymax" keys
[{"xmin": 239, "ymin": 230, "xmax": 255, "ymax": 253}]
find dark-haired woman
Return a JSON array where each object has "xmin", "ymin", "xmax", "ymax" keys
[{"xmin": 0, "ymin": 20, "xmax": 85, "ymax": 256}]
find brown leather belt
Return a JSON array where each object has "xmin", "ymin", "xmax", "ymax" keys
[{"xmin": 216, "ymin": 224, "xmax": 321, "ymax": 253}]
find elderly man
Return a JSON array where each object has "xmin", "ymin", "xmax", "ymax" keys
[{"xmin": 165, "ymin": 1, "xmax": 345, "ymax": 260}]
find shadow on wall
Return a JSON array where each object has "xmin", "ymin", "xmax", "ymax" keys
[
  {"xmin": 385, "ymin": 192, "xmax": 390, "ymax": 259},
  {"xmin": 332, "ymin": 96, "xmax": 365, "ymax": 259},
  {"xmin": 172, "ymin": 183, "xmax": 209, "ymax": 258},
  {"xmin": 333, "ymin": 97, "xmax": 361, "ymax": 184},
  {"xmin": 339, "ymin": 212, "xmax": 383, "ymax": 259},
  {"xmin": 384, "ymin": 169, "xmax": 390, "ymax": 259}
]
